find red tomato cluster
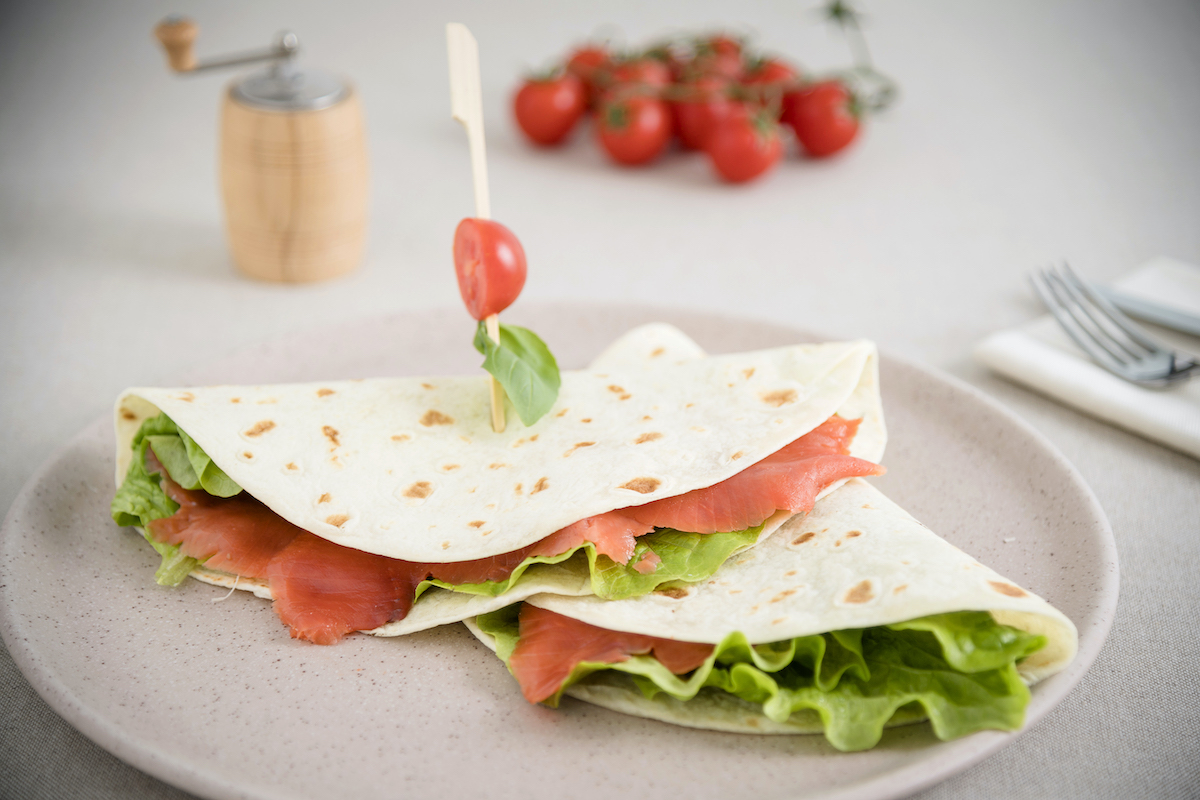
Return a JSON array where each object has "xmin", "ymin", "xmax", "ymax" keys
[{"xmin": 512, "ymin": 34, "xmax": 870, "ymax": 184}]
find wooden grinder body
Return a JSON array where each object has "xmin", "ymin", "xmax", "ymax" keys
[{"xmin": 219, "ymin": 88, "xmax": 368, "ymax": 283}]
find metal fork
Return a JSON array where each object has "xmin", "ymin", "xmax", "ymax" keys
[{"xmin": 1029, "ymin": 263, "xmax": 1199, "ymax": 387}]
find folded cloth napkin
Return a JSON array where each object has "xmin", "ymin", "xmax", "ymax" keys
[{"xmin": 975, "ymin": 257, "xmax": 1200, "ymax": 460}]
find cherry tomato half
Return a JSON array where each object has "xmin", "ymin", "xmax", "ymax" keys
[
  {"xmin": 596, "ymin": 94, "xmax": 672, "ymax": 166},
  {"xmin": 784, "ymin": 81, "xmax": 860, "ymax": 158},
  {"xmin": 513, "ymin": 73, "xmax": 586, "ymax": 146},
  {"xmin": 453, "ymin": 219, "xmax": 527, "ymax": 321},
  {"xmin": 705, "ymin": 108, "xmax": 783, "ymax": 183}
]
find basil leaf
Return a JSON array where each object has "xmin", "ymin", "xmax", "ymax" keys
[{"xmin": 473, "ymin": 321, "xmax": 562, "ymax": 426}]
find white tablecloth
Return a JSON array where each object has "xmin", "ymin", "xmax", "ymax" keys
[{"xmin": 2, "ymin": 1, "xmax": 1198, "ymax": 798}]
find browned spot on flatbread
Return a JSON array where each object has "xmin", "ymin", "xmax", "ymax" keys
[
  {"xmin": 770, "ymin": 589, "xmax": 797, "ymax": 603},
  {"xmin": 654, "ymin": 586, "xmax": 689, "ymax": 599},
  {"xmin": 743, "ymin": 367, "xmax": 755, "ymax": 379},
  {"xmin": 316, "ymin": 388, "xmax": 335, "ymax": 397},
  {"xmin": 285, "ymin": 462, "xmax": 298, "ymax": 471},
  {"xmin": 843, "ymin": 580, "xmax": 875, "ymax": 604},
  {"xmin": 760, "ymin": 389, "xmax": 798, "ymax": 407},
  {"xmin": 488, "ymin": 463, "xmax": 510, "ymax": 470},
  {"xmin": 230, "ymin": 397, "xmax": 241, "ymax": 404},
  {"xmin": 244, "ymin": 420, "xmax": 276, "ymax": 437},
  {"xmin": 621, "ymin": 477, "xmax": 661, "ymax": 494},
  {"xmin": 835, "ymin": 540, "xmax": 843, "ymax": 547},
  {"xmin": 785, "ymin": 570, "xmax": 797, "ymax": 577},
  {"xmin": 731, "ymin": 450, "xmax": 744, "ymax": 460},
  {"xmin": 421, "ymin": 383, "xmax": 436, "ymax": 390},
  {"xmin": 441, "ymin": 541, "xmax": 450, "ymax": 550},
  {"xmin": 468, "ymin": 521, "xmax": 486, "ymax": 528},
  {"xmin": 325, "ymin": 514, "xmax": 349, "ymax": 528},
  {"xmin": 861, "ymin": 504, "xmax": 872, "ymax": 509},
  {"xmin": 555, "ymin": 408, "xmax": 570, "ymax": 417},
  {"xmin": 419, "ymin": 410, "xmax": 453, "ymax": 427},
  {"xmin": 685, "ymin": 403, "xmax": 694, "ymax": 408},
  {"xmin": 792, "ymin": 532, "xmax": 816, "ymax": 545},
  {"xmin": 894, "ymin": 584, "xmax": 908, "ymax": 595},
  {"xmin": 530, "ymin": 434, "xmax": 539, "ymax": 441},
  {"xmin": 323, "ymin": 425, "xmax": 340, "ymax": 446},
  {"xmin": 620, "ymin": 394, "xmax": 631, "ymax": 400},
  {"xmin": 580, "ymin": 418, "xmax": 592, "ymax": 423},
  {"xmin": 635, "ymin": 432, "xmax": 663, "ymax": 444},
  {"xmin": 514, "ymin": 483, "xmax": 523, "ymax": 495},
  {"xmin": 256, "ymin": 398, "xmax": 276, "ymax": 405},
  {"xmin": 650, "ymin": 347, "xmax": 665, "ymax": 357},
  {"xmin": 175, "ymin": 392, "xmax": 195, "ymax": 402},
  {"xmin": 403, "ymin": 481, "xmax": 432, "ymax": 499},
  {"xmin": 564, "ymin": 441, "xmax": 596, "ymax": 457},
  {"xmin": 317, "ymin": 493, "xmax": 331, "ymax": 504},
  {"xmin": 531, "ymin": 477, "xmax": 549, "ymax": 494},
  {"xmin": 608, "ymin": 385, "xmax": 625, "ymax": 394},
  {"xmin": 120, "ymin": 409, "xmax": 137, "ymax": 421},
  {"xmin": 772, "ymin": 618, "xmax": 786, "ymax": 625},
  {"xmin": 845, "ymin": 530, "xmax": 861, "ymax": 539},
  {"xmin": 391, "ymin": 434, "xmax": 410, "ymax": 442},
  {"xmin": 441, "ymin": 464, "xmax": 460, "ymax": 471},
  {"xmin": 642, "ymin": 415, "xmax": 653, "ymax": 421},
  {"xmin": 242, "ymin": 451, "xmax": 253, "ymax": 459},
  {"xmin": 989, "ymin": 581, "xmax": 1028, "ymax": 598}
]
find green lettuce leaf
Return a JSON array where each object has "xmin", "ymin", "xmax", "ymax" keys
[
  {"xmin": 427, "ymin": 525, "xmax": 762, "ymax": 601},
  {"xmin": 474, "ymin": 321, "xmax": 561, "ymax": 426},
  {"xmin": 111, "ymin": 413, "xmax": 240, "ymax": 584},
  {"xmin": 474, "ymin": 608, "xmax": 1047, "ymax": 752},
  {"xmin": 110, "ymin": 432, "xmax": 198, "ymax": 586}
]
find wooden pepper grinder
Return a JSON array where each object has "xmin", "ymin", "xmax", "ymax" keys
[{"xmin": 154, "ymin": 16, "xmax": 368, "ymax": 283}]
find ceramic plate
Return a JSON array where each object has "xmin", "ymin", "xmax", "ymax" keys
[{"xmin": 0, "ymin": 305, "xmax": 1117, "ymax": 800}]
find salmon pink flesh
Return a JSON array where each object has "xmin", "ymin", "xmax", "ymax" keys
[
  {"xmin": 508, "ymin": 604, "xmax": 714, "ymax": 703},
  {"xmin": 139, "ymin": 415, "xmax": 879, "ymax": 645}
]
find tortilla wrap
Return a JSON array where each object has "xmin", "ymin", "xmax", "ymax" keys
[
  {"xmin": 113, "ymin": 325, "xmax": 885, "ymax": 634},
  {"xmin": 465, "ymin": 478, "xmax": 1078, "ymax": 733}
]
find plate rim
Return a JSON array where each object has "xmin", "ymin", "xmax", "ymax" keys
[{"xmin": 0, "ymin": 304, "xmax": 1118, "ymax": 800}]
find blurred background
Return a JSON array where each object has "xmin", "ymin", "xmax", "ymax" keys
[{"xmin": 2, "ymin": 1, "xmax": 1199, "ymax": 798}]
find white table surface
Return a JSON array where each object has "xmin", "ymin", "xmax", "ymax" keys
[{"xmin": 2, "ymin": 1, "xmax": 1198, "ymax": 798}]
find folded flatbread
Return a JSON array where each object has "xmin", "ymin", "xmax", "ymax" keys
[
  {"xmin": 466, "ymin": 478, "xmax": 1078, "ymax": 750},
  {"xmin": 111, "ymin": 325, "xmax": 887, "ymax": 642}
]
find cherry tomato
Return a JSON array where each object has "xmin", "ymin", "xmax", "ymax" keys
[
  {"xmin": 596, "ymin": 94, "xmax": 672, "ymax": 166},
  {"xmin": 705, "ymin": 108, "xmax": 783, "ymax": 183},
  {"xmin": 741, "ymin": 58, "xmax": 799, "ymax": 117},
  {"xmin": 513, "ymin": 73, "xmax": 586, "ymax": 146},
  {"xmin": 672, "ymin": 76, "xmax": 744, "ymax": 151},
  {"xmin": 566, "ymin": 45, "xmax": 609, "ymax": 107},
  {"xmin": 452, "ymin": 219, "xmax": 527, "ymax": 321},
  {"xmin": 741, "ymin": 58, "xmax": 798, "ymax": 88},
  {"xmin": 784, "ymin": 81, "xmax": 859, "ymax": 158},
  {"xmin": 692, "ymin": 35, "xmax": 744, "ymax": 80},
  {"xmin": 599, "ymin": 57, "xmax": 673, "ymax": 94}
]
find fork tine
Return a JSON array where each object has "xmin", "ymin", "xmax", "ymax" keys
[
  {"xmin": 1044, "ymin": 267, "xmax": 1147, "ymax": 363},
  {"xmin": 1039, "ymin": 268, "xmax": 1140, "ymax": 366},
  {"xmin": 1058, "ymin": 263, "xmax": 1165, "ymax": 353},
  {"xmin": 1030, "ymin": 270, "xmax": 1131, "ymax": 374}
]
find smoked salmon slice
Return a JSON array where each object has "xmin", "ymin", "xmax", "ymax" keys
[
  {"xmin": 138, "ymin": 415, "xmax": 880, "ymax": 645},
  {"xmin": 508, "ymin": 604, "xmax": 713, "ymax": 703},
  {"xmin": 625, "ymin": 416, "xmax": 883, "ymax": 533},
  {"xmin": 148, "ymin": 450, "xmax": 303, "ymax": 579}
]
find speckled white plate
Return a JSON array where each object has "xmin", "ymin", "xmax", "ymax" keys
[{"xmin": 0, "ymin": 305, "xmax": 1116, "ymax": 800}]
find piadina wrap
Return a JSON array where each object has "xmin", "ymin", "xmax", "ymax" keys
[{"xmin": 111, "ymin": 324, "xmax": 886, "ymax": 636}]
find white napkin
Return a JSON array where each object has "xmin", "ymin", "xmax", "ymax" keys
[{"xmin": 975, "ymin": 257, "xmax": 1200, "ymax": 459}]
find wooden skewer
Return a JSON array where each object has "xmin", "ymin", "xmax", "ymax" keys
[{"xmin": 447, "ymin": 23, "xmax": 505, "ymax": 433}]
